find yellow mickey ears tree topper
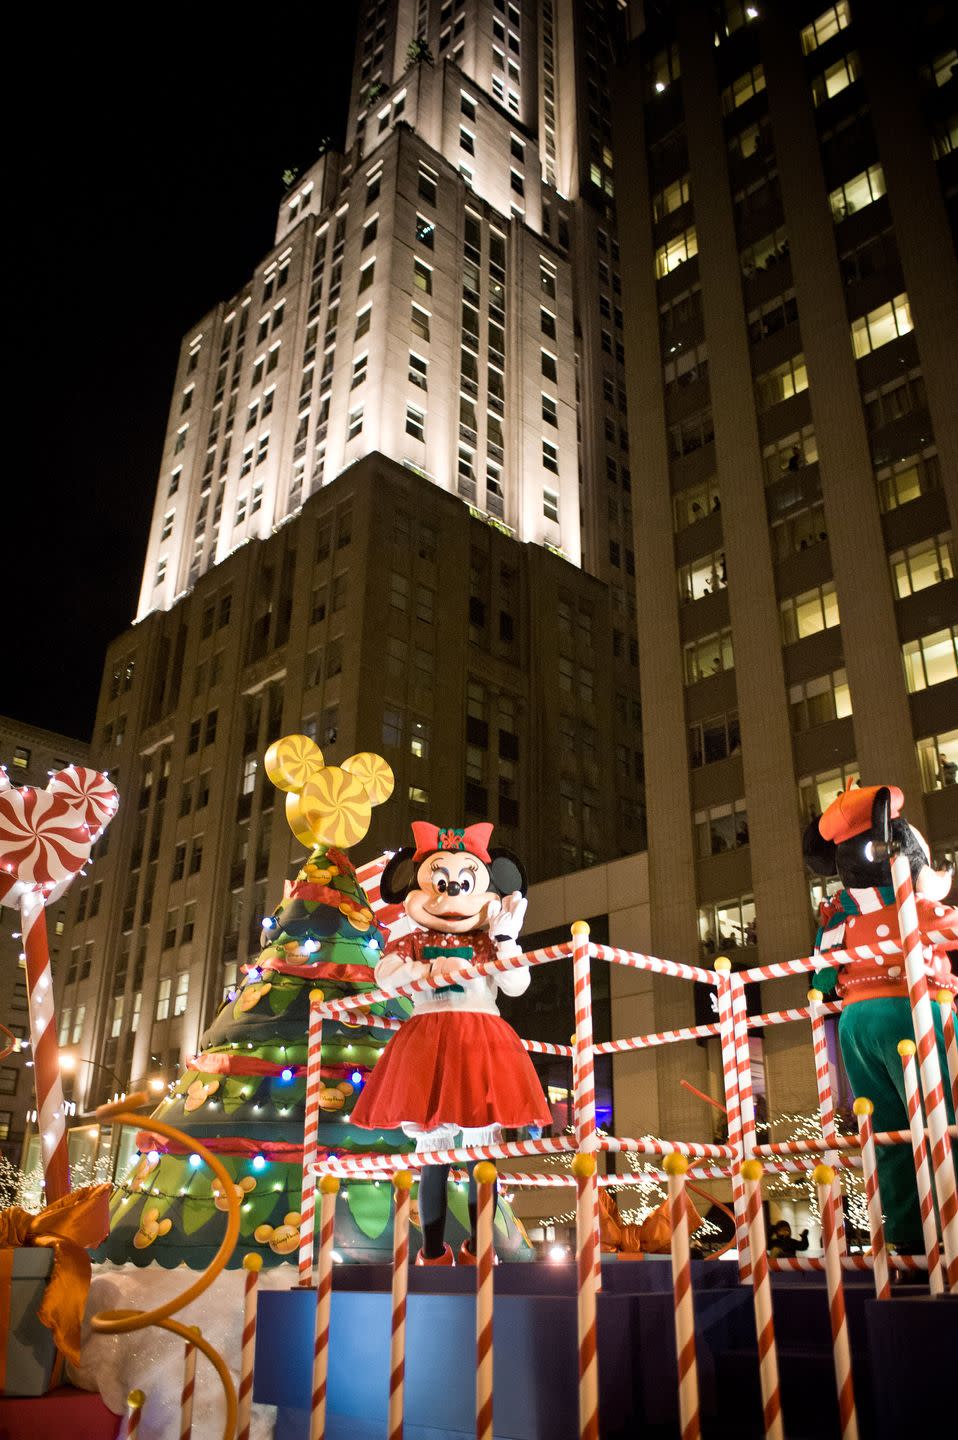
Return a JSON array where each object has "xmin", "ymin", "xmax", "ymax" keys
[{"xmin": 265, "ymin": 734, "xmax": 395, "ymax": 849}]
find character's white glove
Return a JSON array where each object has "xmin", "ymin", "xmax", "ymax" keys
[
  {"xmin": 483, "ymin": 891, "xmax": 527, "ymax": 945},
  {"xmin": 375, "ymin": 952, "xmax": 429, "ymax": 990}
]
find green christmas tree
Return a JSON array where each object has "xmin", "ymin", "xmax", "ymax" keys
[{"xmin": 104, "ymin": 739, "xmax": 533, "ymax": 1266}]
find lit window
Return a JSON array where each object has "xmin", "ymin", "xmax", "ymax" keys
[
  {"xmin": 851, "ymin": 293, "xmax": 913, "ymax": 359},
  {"xmin": 902, "ymin": 627, "xmax": 958, "ymax": 692},
  {"xmin": 812, "ymin": 50, "xmax": 861, "ymax": 106},
  {"xmin": 722, "ymin": 65, "xmax": 765, "ymax": 113},
  {"xmin": 416, "ymin": 214, "xmax": 435, "ymax": 249},
  {"xmin": 890, "ymin": 533, "xmax": 954, "ymax": 598},
  {"xmin": 780, "ymin": 583, "xmax": 840, "ymax": 643},
  {"xmin": 414, "ymin": 258, "xmax": 433, "ymax": 294},
  {"xmin": 173, "ymin": 971, "xmax": 190, "ymax": 1017},
  {"xmin": 789, "ymin": 670, "xmax": 852, "ymax": 731},
  {"xmin": 828, "ymin": 165, "xmax": 885, "ymax": 221},
  {"xmin": 800, "ymin": 2, "xmax": 850, "ymax": 54},
  {"xmin": 12, "ymin": 746, "xmax": 29, "ymax": 770},
  {"xmin": 755, "ymin": 353, "xmax": 808, "ymax": 410},
  {"xmin": 654, "ymin": 227, "xmax": 698, "ymax": 278},
  {"xmin": 915, "ymin": 729, "xmax": 958, "ymax": 792},
  {"xmin": 155, "ymin": 978, "xmax": 172, "ymax": 1022}
]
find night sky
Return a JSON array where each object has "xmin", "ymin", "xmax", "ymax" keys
[{"xmin": 7, "ymin": 6, "xmax": 358, "ymax": 741}]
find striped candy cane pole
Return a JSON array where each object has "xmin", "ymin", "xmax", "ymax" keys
[
  {"xmin": 124, "ymin": 1389, "xmax": 145, "ymax": 1440},
  {"xmin": 851, "ymin": 1099, "xmax": 889, "ymax": 1301},
  {"xmin": 299, "ymin": 990, "xmax": 325, "ymax": 1285},
  {"xmin": 474, "ymin": 1161, "xmax": 497, "ymax": 1440},
  {"xmin": 388, "ymin": 1171, "xmax": 413, "ymax": 1440},
  {"xmin": 714, "ymin": 959, "xmax": 749, "ymax": 1280},
  {"xmin": 898, "ymin": 1040, "xmax": 943, "ymax": 1295},
  {"xmin": 814, "ymin": 1164, "xmax": 858, "ymax": 1440},
  {"xmin": 808, "ymin": 989, "xmax": 847, "ymax": 1258},
  {"xmin": 937, "ymin": 990, "xmax": 958, "ymax": 1113},
  {"xmin": 664, "ymin": 1154, "xmax": 700, "ymax": 1440},
  {"xmin": 236, "ymin": 1253, "xmax": 263, "ymax": 1440},
  {"xmin": 573, "ymin": 1151, "xmax": 600, "ymax": 1440},
  {"xmin": 310, "ymin": 1174, "xmax": 340, "ymax": 1440},
  {"xmin": 741, "ymin": 1161, "xmax": 783, "ymax": 1440},
  {"xmin": 571, "ymin": 922, "xmax": 602, "ymax": 1293},
  {"xmin": 21, "ymin": 890, "xmax": 69, "ymax": 1201},
  {"xmin": 890, "ymin": 851, "xmax": 958, "ymax": 1290},
  {"xmin": 179, "ymin": 1327, "xmax": 199, "ymax": 1440}
]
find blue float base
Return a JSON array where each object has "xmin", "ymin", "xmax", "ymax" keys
[{"xmin": 253, "ymin": 1260, "xmax": 956, "ymax": 1438}]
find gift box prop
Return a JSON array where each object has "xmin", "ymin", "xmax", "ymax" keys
[
  {"xmin": 0, "ymin": 1185, "xmax": 111, "ymax": 1396},
  {"xmin": 102, "ymin": 737, "xmax": 533, "ymax": 1270}
]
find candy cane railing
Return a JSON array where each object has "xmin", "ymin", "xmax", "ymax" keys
[{"xmin": 305, "ymin": 918, "xmax": 956, "ymax": 1437}]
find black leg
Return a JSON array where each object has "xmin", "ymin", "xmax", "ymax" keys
[
  {"xmin": 465, "ymin": 1160, "xmax": 498, "ymax": 1254},
  {"xmin": 418, "ymin": 1163, "xmax": 450, "ymax": 1258}
]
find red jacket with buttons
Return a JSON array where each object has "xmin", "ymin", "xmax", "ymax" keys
[{"xmin": 816, "ymin": 886, "xmax": 958, "ymax": 1004}]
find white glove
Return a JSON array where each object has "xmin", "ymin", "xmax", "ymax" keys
[{"xmin": 484, "ymin": 891, "xmax": 527, "ymax": 944}]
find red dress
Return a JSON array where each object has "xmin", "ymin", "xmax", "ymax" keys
[{"xmin": 350, "ymin": 929, "xmax": 551, "ymax": 1133}]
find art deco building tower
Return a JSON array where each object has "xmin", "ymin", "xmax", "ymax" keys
[{"xmin": 56, "ymin": 0, "xmax": 649, "ymax": 1114}]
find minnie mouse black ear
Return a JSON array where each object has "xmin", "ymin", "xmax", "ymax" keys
[
  {"xmin": 379, "ymin": 847, "xmax": 419, "ymax": 904},
  {"xmin": 487, "ymin": 848, "xmax": 528, "ymax": 897}
]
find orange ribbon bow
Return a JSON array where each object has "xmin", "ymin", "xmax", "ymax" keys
[{"xmin": 0, "ymin": 1184, "xmax": 111, "ymax": 1379}]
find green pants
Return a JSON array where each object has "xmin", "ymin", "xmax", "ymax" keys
[{"xmin": 839, "ymin": 998, "xmax": 957, "ymax": 1249}]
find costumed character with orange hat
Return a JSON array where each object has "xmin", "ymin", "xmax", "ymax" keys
[
  {"xmin": 803, "ymin": 781, "xmax": 958, "ymax": 1251},
  {"xmin": 351, "ymin": 821, "xmax": 551, "ymax": 1264}
]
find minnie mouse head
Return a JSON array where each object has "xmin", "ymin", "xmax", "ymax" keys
[
  {"xmin": 803, "ymin": 782, "xmax": 953, "ymax": 901},
  {"xmin": 380, "ymin": 821, "xmax": 527, "ymax": 935}
]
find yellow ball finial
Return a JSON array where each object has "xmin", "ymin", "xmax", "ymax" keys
[
  {"xmin": 714, "ymin": 957, "xmax": 731, "ymax": 973},
  {"xmin": 741, "ymin": 1159, "xmax": 764, "ymax": 1182},
  {"xmin": 813, "ymin": 1163, "xmax": 835, "ymax": 1186},
  {"xmin": 128, "ymin": 1391, "xmax": 146, "ymax": 1409},
  {"xmin": 570, "ymin": 1032, "xmax": 577, "ymax": 1046},
  {"xmin": 243, "ymin": 1252, "xmax": 264, "ymax": 1272},
  {"xmin": 852, "ymin": 1097, "xmax": 874, "ymax": 1117},
  {"xmin": 309, "ymin": 988, "xmax": 326, "ymax": 1004},
  {"xmin": 897, "ymin": 1038, "xmax": 917, "ymax": 1057},
  {"xmin": 807, "ymin": 988, "xmax": 823, "ymax": 1004},
  {"xmin": 571, "ymin": 1152, "xmax": 596, "ymax": 1179},
  {"xmin": 936, "ymin": 990, "xmax": 954, "ymax": 1008},
  {"xmin": 392, "ymin": 1169, "xmax": 414, "ymax": 1191},
  {"xmin": 663, "ymin": 1152, "xmax": 689, "ymax": 1177},
  {"xmin": 319, "ymin": 1174, "xmax": 341, "ymax": 1195},
  {"xmin": 474, "ymin": 1161, "xmax": 498, "ymax": 1186},
  {"xmin": 571, "ymin": 920, "xmax": 590, "ymax": 937}
]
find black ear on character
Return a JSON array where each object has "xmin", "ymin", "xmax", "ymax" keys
[
  {"xmin": 802, "ymin": 819, "xmax": 838, "ymax": 878},
  {"xmin": 870, "ymin": 787, "xmax": 893, "ymax": 850},
  {"xmin": 380, "ymin": 847, "xmax": 419, "ymax": 904},
  {"xmin": 487, "ymin": 848, "xmax": 528, "ymax": 897}
]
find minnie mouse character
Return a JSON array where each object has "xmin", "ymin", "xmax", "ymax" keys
[
  {"xmin": 803, "ymin": 781, "xmax": 958, "ymax": 1251},
  {"xmin": 350, "ymin": 821, "xmax": 550, "ymax": 1264}
]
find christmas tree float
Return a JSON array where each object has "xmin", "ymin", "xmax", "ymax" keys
[{"xmin": 104, "ymin": 736, "xmax": 534, "ymax": 1266}]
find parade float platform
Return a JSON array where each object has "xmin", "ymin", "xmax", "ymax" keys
[
  {"xmin": 254, "ymin": 1258, "xmax": 955, "ymax": 1439},
  {"xmin": 0, "ymin": 1385, "xmax": 121, "ymax": 1440}
]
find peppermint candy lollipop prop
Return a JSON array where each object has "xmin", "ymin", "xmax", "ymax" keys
[{"xmin": 0, "ymin": 769, "xmax": 118, "ymax": 1200}]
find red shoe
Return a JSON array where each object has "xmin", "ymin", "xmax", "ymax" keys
[
  {"xmin": 415, "ymin": 1242, "xmax": 454, "ymax": 1266},
  {"xmin": 458, "ymin": 1241, "xmax": 499, "ymax": 1266}
]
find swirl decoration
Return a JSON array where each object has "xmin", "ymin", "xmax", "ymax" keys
[
  {"xmin": 90, "ymin": 1092, "xmax": 240, "ymax": 1440},
  {"xmin": 0, "ymin": 787, "xmax": 90, "ymax": 905},
  {"xmin": 265, "ymin": 734, "xmax": 394, "ymax": 849},
  {"xmin": 48, "ymin": 766, "xmax": 119, "ymax": 842}
]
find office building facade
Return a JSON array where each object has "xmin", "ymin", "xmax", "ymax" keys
[{"xmin": 615, "ymin": 0, "xmax": 957, "ymax": 1119}]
